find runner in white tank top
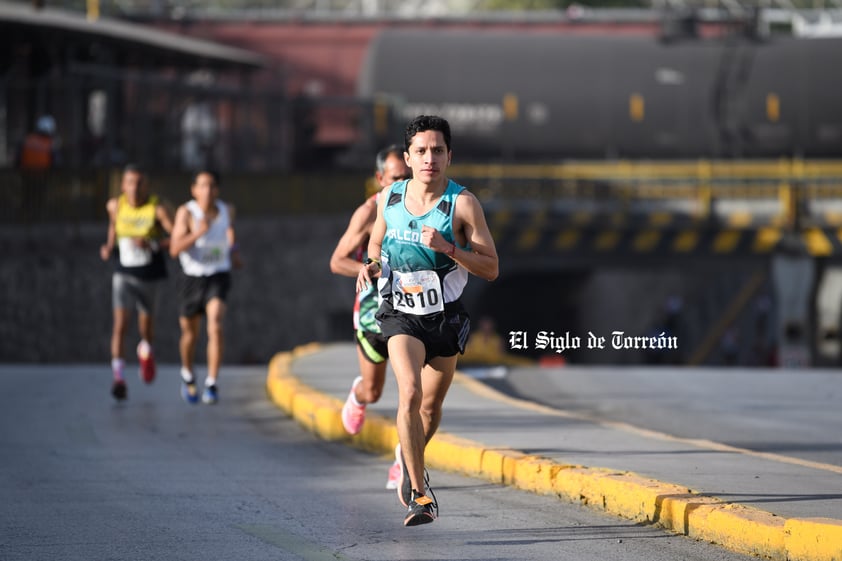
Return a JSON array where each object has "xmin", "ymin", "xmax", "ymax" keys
[
  {"xmin": 178, "ymin": 199, "xmax": 232, "ymax": 277},
  {"xmin": 170, "ymin": 170, "xmax": 242, "ymax": 406}
]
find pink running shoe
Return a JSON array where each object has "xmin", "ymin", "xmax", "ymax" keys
[
  {"xmin": 137, "ymin": 341, "xmax": 156, "ymax": 384},
  {"xmin": 386, "ymin": 444, "xmax": 402, "ymax": 489},
  {"xmin": 341, "ymin": 376, "xmax": 366, "ymax": 435}
]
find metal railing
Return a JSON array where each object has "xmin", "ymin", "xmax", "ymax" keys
[
  {"xmin": 5, "ymin": 159, "xmax": 842, "ymax": 225},
  {"xmin": 451, "ymin": 159, "xmax": 842, "ymax": 227}
]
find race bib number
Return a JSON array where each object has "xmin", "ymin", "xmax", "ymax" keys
[
  {"xmin": 118, "ymin": 237, "xmax": 152, "ymax": 267},
  {"xmin": 196, "ymin": 242, "xmax": 227, "ymax": 265},
  {"xmin": 391, "ymin": 270, "xmax": 444, "ymax": 315}
]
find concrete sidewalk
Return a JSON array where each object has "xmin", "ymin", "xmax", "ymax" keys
[{"xmin": 266, "ymin": 343, "xmax": 842, "ymax": 561}]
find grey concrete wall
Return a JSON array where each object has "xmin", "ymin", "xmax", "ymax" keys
[
  {"xmin": 0, "ymin": 217, "xmax": 359, "ymax": 365},
  {"xmin": 0, "ymin": 219, "xmax": 773, "ymax": 367}
]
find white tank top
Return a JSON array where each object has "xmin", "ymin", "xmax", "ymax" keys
[{"xmin": 179, "ymin": 200, "xmax": 232, "ymax": 277}]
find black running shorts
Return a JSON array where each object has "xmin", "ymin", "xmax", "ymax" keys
[
  {"xmin": 376, "ymin": 300, "xmax": 471, "ymax": 364},
  {"xmin": 355, "ymin": 329, "xmax": 389, "ymax": 364},
  {"xmin": 178, "ymin": 272, "xmax": 231, "ymax": 318}
]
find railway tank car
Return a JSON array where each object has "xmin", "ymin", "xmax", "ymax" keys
[{"xmin": 357, "ymin": 29, "xmax": 842, "ymax": 161}]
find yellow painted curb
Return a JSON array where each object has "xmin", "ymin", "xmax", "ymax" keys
[
  {"xmin": 267, "ymin": 346, "xmax": 399, "ymax": 451},
  {"xmin": 785, "ymin": 518, "xmax": 842, "ymax": 561},
  {"xmin": 266, "ymin": 346, "xmax": 838, "ymax": 561}
]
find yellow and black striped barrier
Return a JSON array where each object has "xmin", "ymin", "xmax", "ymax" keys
[
  {"xmin": 449, "ymin": 159, "xmax": 842, "ymax": 258},
  {"xmin": 488, "ymin": 211, "xmax": 842, "ymax": 258}
]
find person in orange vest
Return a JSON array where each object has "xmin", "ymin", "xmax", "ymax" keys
[
  {"xmin": 17, "ymin": 115, "xmax": 58, "ymax": 221},
  {"xmin": 18, "ymin": 115, "xmax": 57, "ymax": 170}
]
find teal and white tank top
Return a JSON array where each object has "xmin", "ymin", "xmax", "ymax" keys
[
  {"xmin": 355, "ymin": 195, "xmax": 381, "ymax": 333},
  {"xmin": 378, "ymin": 179, "xmax": 468, "ymax": 316}
]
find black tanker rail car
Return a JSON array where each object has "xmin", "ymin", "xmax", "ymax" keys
[{"xmin": 357, "ymin": 29, "xmax": 842, "ymax": 161}]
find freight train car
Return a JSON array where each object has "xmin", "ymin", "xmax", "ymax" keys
[{"xmin": 357, "ymin": 29, "xmax": 842, "ymax": 161}]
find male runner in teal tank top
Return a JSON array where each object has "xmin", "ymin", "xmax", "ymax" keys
[
  {"xmin": 357, "ymin": 115, "xmax": 499, "ymax": 527},
  {"xmin": 330, "ymin": 145, "xmax": 410, "ymax": 489}
]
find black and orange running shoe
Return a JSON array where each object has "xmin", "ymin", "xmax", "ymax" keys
[{"xmin": 404, "ymin": 489, "xmax": 438, "ymax": 527}]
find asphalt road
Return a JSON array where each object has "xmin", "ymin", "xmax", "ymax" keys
[
  {"xmin": 483, "ymin": 365, "xmax": 842, "ymax": 468},
  {"xmin": 0, "ymin": 363, "xmax": 756, "ymax": 561}
]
